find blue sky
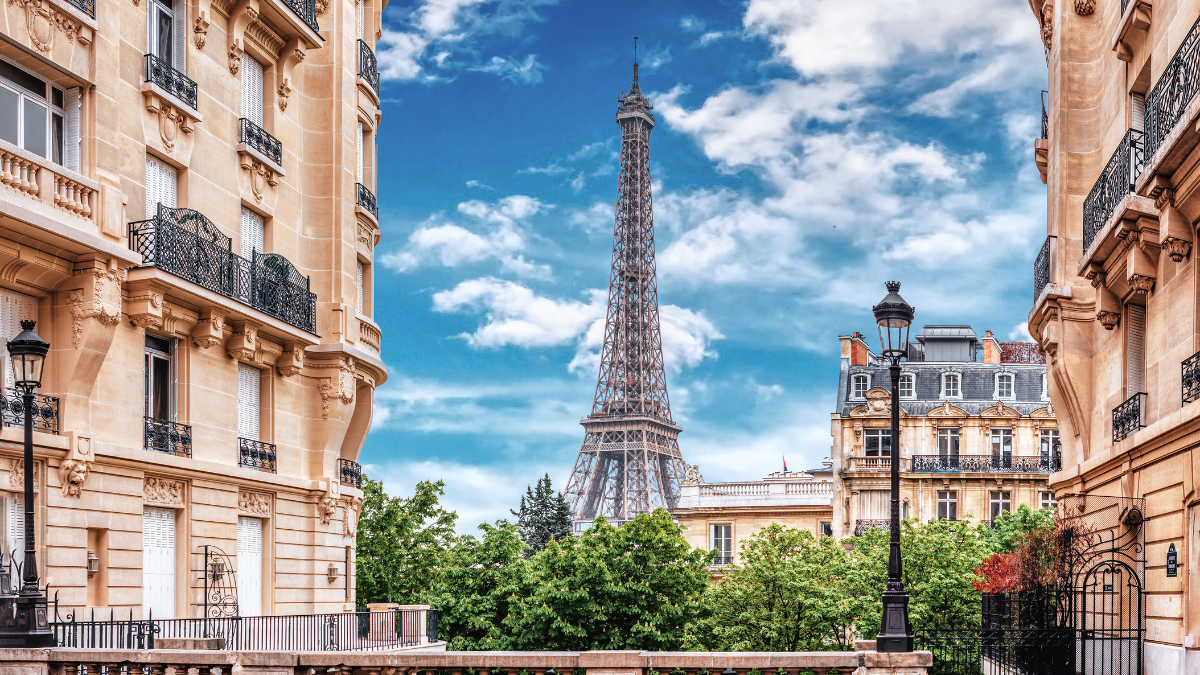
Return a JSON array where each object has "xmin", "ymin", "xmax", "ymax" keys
[{"xmin": 362, "ymin": 0, "xmax": 1049, "ymax": 530}]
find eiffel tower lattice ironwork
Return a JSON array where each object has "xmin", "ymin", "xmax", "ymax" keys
[{"xmin": 564, "ymin": 42, "xmax": 687, "ymax": 530}]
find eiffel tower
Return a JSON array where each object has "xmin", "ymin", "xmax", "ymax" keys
[{"xmin": 564, "ymin": 40, "xmax": 688, "ymax": 530}]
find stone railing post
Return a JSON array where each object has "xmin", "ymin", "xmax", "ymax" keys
[
  {"xmin": 366, "ymin": 601, "xmax": 400, "ymax": 642},
  {"xmin": 397, "ymin": 603, "xmax": 430, "ymax": 644},
  {"xmin": 854, "ymin": 639, "xmax": 932, "ymax": 674}
]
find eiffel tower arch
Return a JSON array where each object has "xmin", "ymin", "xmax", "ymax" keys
[{"xmin": 564, "ymin": 43, "xmax": 688, "ymax": 531}]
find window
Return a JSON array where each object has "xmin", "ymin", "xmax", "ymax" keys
[
  {"xmin": 142, "ymin": 506, "xmax": 176, "ymax": 619},
  {"xmin": 991, "ymin": 428, "xmax": 1013, "ymax": 468},
  {"xmin": 148, "ymin": 0, "xmax": 186, "ymax": 71},
  {"xmin": 240, "ymin": 207, "xmax": 264, "ymax": 258},
  {"xmin": 2, "ymin": 491, "xmax": 24, "ymax": 558},
  {"xmin": 902, "ymin": 501, "xmax": 908, "ymax": 519},
  {"xmin": 240, "ymin": 55, "xmax": 263, "ymax": 126},
  {"xmin": 899, "ymin": 373, "xmax": 914, "ymax": 398},
  {"xmin": 937, "ymin": 491, "xmax": 957, "ymax": 520},
  {"xmin": 144, "ymin": 334, "xmax": 174, "ymax": 423},
  {"xmin": 356, "ymin": 0, "xmax": 365, "ymax": 40},
  {"xmin": 145, "ymin": 155, "xmax": 177, "ymax": 218},
  {"xmin": 1132, "ymin": 92, "xmax": 1145, "ymax": 133},
  {"xmin": 1040, "ymin": 429, "xmax": 1060, "ymax": 469},
  {"xmin": 0, "ymin": 60, "xmax": 74, "ymax": 167},
  {"xmin": 1127, "ymin": 304, "xmax": 1146, "ymax": 396},
  {"xmin": 1041, "ymin": 372, "xmax": 1049, "ymax": 400},
  {"xmin": 864, "ymin": 428, "xmax": 891, "ymax": 457},
  {"xmin": 356, "ymin": 260, "xmax": 364, "ymax": 315},
  {"xmin": 937, "ymin": 427, "xmax": 960, "ymax": 459},
  {"xmin": 941, "ymin": 372, "xmax": 961, "ymax": 398},
  {"xmin": 711, "ymin": 524, "xmax": 732, "ymax": 565},
  {"xmin": 237, "ymin": 516, "xmax": 263, "ymax": 616},
  {"xmin": 851, "ymin": 374, "xmax": 869, "ymax": 399},
  {"xmin": 989, "ymin": 491, "xmax": 1011, "ymax": 520},
  {"xmin": 819, "ymin": 522, "xmax": 832, "ymax": 537},
  {"xmin": 996, "ymin": 373, "xmax": 1014, "ymax": 399},
  {"xmin": 1040, "ymin": 492, "xmax": 1057, "ymax": 511},
  {"xmin": 237, "ymin": 363, "xmax": 260, "ymax": 441},
  {"xmin": 356, "ymin": 122, "xmax": 363, "ymax": 184}
]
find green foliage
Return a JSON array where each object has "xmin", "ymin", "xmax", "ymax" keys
[
  {"xmin": 355, "ymin": 475, "xmax": 458, "ymax": 605},
  {"xmin": 985, "ymin": 505, "xmax": 1055, "ymax": 553},
  {"xmin": 511, "ymin": 473, "xmax": 573, "ymax": 557}
]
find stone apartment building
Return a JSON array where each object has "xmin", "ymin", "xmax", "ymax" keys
[
  {"xmin": 1027, "ymin": 0, "xmax": 1200, "ymax": 671},
  {"xmin": 832, "ymin": 327, "xmax": 1058, "ymax": 540},
  {"xmin": 0, "ymin": 0, "xmax": 384, "ymax": 618}
]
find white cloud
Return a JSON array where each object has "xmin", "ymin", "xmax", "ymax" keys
[
  {"xmin": 640, "ymin": 46, "xmax": 672, "ymax": 72},
  {"xmin": 567, "ymin": 202, "xmax": 612, "ymax": 234},
  {"xmin": 1008, "ymin": 322, "xmax": 1032, "ymax": 341},
  {"xmin": 907, "ymin": 55, "xmax": 1024, "ymax": 117},
  {"xmin": 680, "ymin": 15, "xmax": 705, "ymax": 33},
  {"xmin": 470, "ymin": 55, "xmax": 545, "ymax": 84}
]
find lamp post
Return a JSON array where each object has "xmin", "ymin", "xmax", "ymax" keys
[
  {"xmin": 8, "ymin": 319, "xmax": 51, "ymax": 647},
  {"xmin": 872, "ymin": 281, "xmax": 914, "ymax": 653}
]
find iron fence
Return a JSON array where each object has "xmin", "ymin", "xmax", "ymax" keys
[
  {"xmin": 282, "ymin": 0, "xmax": 319, "ymax": 33},
  {"xmin": 1144, "ymin": 16, "xmax": 1200, "ymax": 161},
  {"xmin": 66, "ymin": 0, "xmax": 94, "ymax": 18},
  {"xmin": 357, "ymin": 182, "xmax": 378, "ymax": 219},
  {"xmin": 339, "ymin": 458, "xmax": 362, "ymax": 487},
  {"xmin": 1082, "ymin": 129, "xmax": 1144, "ymax": 253},
  {"xmin": 1034, "ymin": 236, "xmax": 1050, "ymax": 301},
  {"xmin": 144, "ymin": 54, "xmax": 198, "ymax": 110},
  {"xmin": 240, "ymin": 118, "xmax": 283, "ymax": 166},
  {"xmin": 1112, "ymin": 392, "xmax": 1146, "ymax": 442},
  {"xmin": 1184, "ymin": 350, "xmax": 1200, "ymax": 404},
  {"xmin": 0, "ymin": 391, "xmax": 59, "ymax": 434},
  {"xmin": 910, "ymin": 454, "xmax": 1058, "ymax": 474},
  {"xmin": 144, "ymin": 416, "xmax": 192, "ymax": 456},
  {"xmin": 1040, "ymin": 89, "xmax": 1048, "ymax": 140},
  {"xmin": 853, "ymin": 519, "xmax": 889, "ymax": 536},
  {"xmin": 238, "ymin": 438, "xmax": 277, "ymax": 472},
  {"xmin": 427, "ymin": 609, "xmax": 439, "ymax": 642},
  {"xmin": 358, "ymin": 39, "xmax": 379, "ymax": 94}
]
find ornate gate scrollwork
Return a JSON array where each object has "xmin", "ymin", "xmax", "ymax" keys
[{"xmin": 200, "ymin": 545, "xmax": 239, "ymax": 618}]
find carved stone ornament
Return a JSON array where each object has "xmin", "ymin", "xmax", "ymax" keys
[
  {"xmin": 343, "ymin": 495, "xmax": 362, "ymax": 537},
  {"xmin": 1041, "ymin": 0, "xmax": 1054, "ymax": 48},
  {"xmin": 1162, "ymin": 237, "xmax": 1192, "ymax": 262},
  {"xmin": 144, "ymin": 476, "xmax": 185, "ymax": 506},
  {"xmin": 318, "ymin": 487, "xmax": 338, "ymax": 525},
  {"xmin": 192, "ymin": 309, "xmax": 225, "ymax": 349},
  {"xmin": 9, "ymin": 0, "xmax": 79, "ymax": 55},
  {"xmin": 7, "ymin": 459, "xmax": 39, "ymax": 492},
  {"xmin": 277, "ymin": 343, "xmax": 304, "ymax": 377},
  {"xmin": 1129, "ymin": 274, "xmax": 1155, "ymax": 297},
  {"xmin": 1074, "ymin": 0, "xmax": 1095, "ymax": 14},
  {"xmin": 243, "ymin": 160, "xmax": 278, "ymax": 204},
  {"xmin": 315, "ymin": 0, "xmax": 328, "ymax": 15},
  {"xmin": 1097, "ymin": 310, "xmax": 1121, "ymax": 330},
  {"xmin": 68, "ymin": 270, "xmax": 123, "ymax": 349},
  {"xmin": 278, "ymin": 80, "xmax": 293, "ymax": 112},
  {"xmin": 680, "ymin": 462, "xmax": 703, "ymax": 486},
  {"xmin": 58, "ymin": 458, "xmax": 89, "ymax": 497},
  {"xmin": 227, "ymin": 322, "xmax": 259, "ymax": 361},
  {"xmin": 158, "ymin": 105, "xmax": 182, "ymax": 153},
  {"xmin": 319, "ymin": 362, "xmax": 356, "ymax": 418},
  {"xmin": 239, "ymin": 490, "xmax": 271, "ymax": 516},
  {"xmin": 194, "ymin": 12, "xmax": 210, "ymax": 49}
]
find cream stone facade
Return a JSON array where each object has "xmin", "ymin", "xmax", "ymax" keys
[{"xmin": 0, "ymin": 0, "xmax": 384, "ymax": 619}]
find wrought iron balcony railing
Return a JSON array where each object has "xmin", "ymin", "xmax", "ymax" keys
[
  {"xmin": 66, "ymin": 0, "xmax": 94, "ymax": 18},
  {"xmin": 0, "ymin": 391, "xmax": 59, "ymax": 434},
  {"xmin": 282, "ymin": 0, "xmax": 319, "ymax": 33},
  {"xmin": 1082, "ymin": 129, "xmax": 1144, "ymax": 253},
  {"xmin": 356, "ymin": 182, "xmax": 378, "ymax": 219},
  {"xmin": 854, "ymin": 519, "xmax": 890, "ymax": 536},
  {"xmin": 711, "ymin": 555, "xmax": 734, "ymax": 566},
  {"xmin": 239, "ymin": 118, "xmax": 282, "ymax": 166},
  {"xmin": 910, "ymin": 454, "xmax": 1059, "ymax": 474},
  {"xmin": 338, "ymin": 458, "xmax": 362, "ymax": 487},
  {"xmin": 145, "ymin": 416, "xmax": 192, "ymax": 456},
  {"xmin": 239, "ymin": 438, "xmax": 277, "ymax": 472},
  {"xmin": 358, "ymin": 40, "xmax": 379, "ymax": 95},
  {"xmin": 129, "ymin": 206, "xmax": 317, "ymax": 333},
  {"xmin": 1185, "ymin": 351, "xmax": 1200, "ymax": 404},
  {"xmin": 144, "ymin": 54, "xmax": 198, "ymax": 111},
  {"xmin": 1034, "ymin": 236, "xmax": 1050, "ymax": 301},
  {"xmin": 1113, "ymin": 391, "xmax": 1146, "ymax": 442},
  {"xmin": 1145, "ymin": 16, "xmax": 1200, "ymax": 160},
  {"xmin": 1040, "ymin": 90, "xmax": 1048, "ymax": 140}
]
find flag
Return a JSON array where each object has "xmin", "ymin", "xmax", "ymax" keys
[{"xmin": 782, "ymin": 455, "xmax": 788, "ymax": 472}]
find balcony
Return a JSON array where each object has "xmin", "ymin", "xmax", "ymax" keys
[
  {"xmin": 1184, "ymin": 351, "xmax": 1200, "ymax": 404},
  {"xmin": 1144, "ymin": 16, "xmax": 1200, "ymax": 162},
  {"xmin": 711, "ymin": 555, "xmax": 734, "ymax": 567},
  {"xmin": 854, "ymin": 519, "xmax": 890, "ymax": 536},
  {"xmin": 1, "ymin": 139, "xmax": 99, "ymax": 226},
  {"xmin": 280, "ymin": 0, "xmax": 318, "ymax": 33},
  {"xmin": 239, "ymin": 118, "xmax": 282, "ymax": 167},
  {"xmin": 357, "ymin": 182, "xmax": 378, "ymax": 220},
  {"xmin": 910, "ymin": 454, "xmax": 1058, "ymax": 474},
  {"xmin": 239, "ymin": 438, "xmax": 277, "ymax": 472},
  {"xmin": 145, "ymin": 416, "xmax": 192, "ymax": 456},
  {"xmin": 65, "ymin": 0, "xmax": 93, "ymax": 18},
  {"xmin": 1113, "ymin": 392, "xmax": 1146, "ymax": 442},
  {"xmin": 129, "ymin": 206, "xmax": 317, "ymax": 333},
  {"xmin": 0, "ymin": 391, "xmax": 59, "ymax": 434},
  {"xmin": 1034, "ymin": 236, "xmax": 1050, "ymax": 301},
  {"xmin": 1040, "ymin": 90, "xmax": 1048, "ymax": 140},
  {"xmin": 339, "ymin": 458, "xmax": 361, "ymax": 487},
  {"xmin": 845, "ymin": 455, "xmax": 900, "ymax": 472},
  {"xmin": 1082, "ymin": 128, "xmax": 1144, "ymax": 253},
  {"xmin": 358, "ymin": 40, "xmax": 379, "ymax": 95},
  {"xmin": 144, "ymin": 54, "xmax": 197, "ymax": 112}
]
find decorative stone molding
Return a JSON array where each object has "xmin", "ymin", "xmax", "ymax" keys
[
  {"xmin": 226, "ymin": 0, "xmax": 260, "ymax": 75},
  {"xmin": 1041, "ymin": 0, "xmax": 1054, "ymax": 48},
  {"xmin": 141, "ymin": 92, "xmax": 198, "ymax": 164},
  {"xmin": 1074, "ymin": 0, "xmax": 1094, "ymax": 14},
  {"xmin": 194, "ymin": 10, "xmax": 211, "ymax": 49},
  {"xmin": 226, "ymin": 320, "xmax": 260, "ymax": 362},
  {"xmin": 277, "ymin": 341, "xmax": 304, "ymax": 376},
  {"xmin": 144, "ymin": 476, "xmax": 185, "ymax": 506},
  {"xmin": 239, "ymin": 490, "xmax": 271, "ymax": 516},
  {"xmin": 316, "ymin": 358, "xmax": 357, "ymax": 418},
  {"xmin": 7, "ymin": 459, "xmax": 39, "ymax": 492},
  {"xmin": 126, "ymin": 287, "xmax": 165, "ymax": 328},
  {"xmin": 681, "ymin": 462, "xmax": 703, "ymax": 486},
  {"xmin": 1158, "ymin": 195, "xmax": 1193, "ymax": 263},
  {"xmin": 241, "ymin": 157, "xmax": 278, "ymax": 204},
  {"xmin": 314, "ymin": 0, "xmax": 328, "ymax": 15},
  {"xmin": 58, "ymin": 433, "xmax": 95, "ymax": 497},
  {"xmin": 8, "ymin": 0, "xmax": 80, "ymax": 55},
  {"xmin": 192, "ymin": 308, "xmax": 226, "ymax": 349},
  {"xmin": 343, "ymin": 495, "xmax": 362, "ymax": 537},
  {"xmin": 319, "ymin": 479, "xmax": 340, "ymax": 524},
  {"xmin": 927, "ymin": 401, "xmax": 967, "ymax": 418},
  {"xmin": 67, "ymin": 266, "xmax": 122, "ymax": 349},
  {"xmin": 276, "ymin": 38, "xmax": 306, "ymax": 112}
]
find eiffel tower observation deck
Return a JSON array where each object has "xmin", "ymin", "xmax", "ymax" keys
[{"xmin": 563, "ymin": 41, "xmax": 688, "ymax": 531}]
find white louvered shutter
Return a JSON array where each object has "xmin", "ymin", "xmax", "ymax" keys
[
  {"xmin": 1132, "ymin": 93, "xmax": 1145, "ymax": 133},
  {"xmin": 142, "ymin": 507, "xmax": 176, "ymax": 619},
  {"xmin": 145, "ymin": 155, "xmax": 177, "ymax": 218},
  {"xmin": 373, "ymin": 134, "xmax": 378, "ymax": 191},
  {"xmin": 1127, "ymin": 304, "xmax": 1146, "ymax": 395},
  {"xmin": 237, "ymin": 516, "xmax": 263, "ymax": 616},
  {"xmin": 356, "ymin": 261, "xmax": 363, "ymax": 314},
  {"xmin": 241, "ymin": 56, "xmax": 263, "ymax": 126},
  {"xmin": 238, "ymin": 363, "xmax": 260, "ymax": 441},
  {"xmin": 0, "ymin": 289, "xmax": 37, "ymax": 391},
  {"xmin": 356, "ymin": 0, "xmax": 364, "ymax": 40},
  {"xmin": 6, "ymin": 494, "xmax": 24, "ymax": 559},
  {"xmin": 172, "ymin": 1, "xmax": 186, "ymax": 74},
  {"xmin": 356, "ymin": 123, "xmax": 363, "ymax": 184},
  {"xmin": 64, "ymin": 87, "xmax": 81, "ymax": 173},
  {"xmin": 240, "ymin": 207, "xmax": 264, "ymax": 258}
]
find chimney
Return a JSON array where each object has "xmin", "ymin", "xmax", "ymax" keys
[
  {"xmin": 850, "ymin": 332, "xmax": 869, "ymax": 366},
  {"xmin": 983, "ymin": 330, "xmax": 1001, "ymax": 364}
]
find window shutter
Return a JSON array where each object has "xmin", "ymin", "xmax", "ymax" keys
[
  {"xmin": 356, "ymin": 123, "xmax": 363, "ymax": 183},
  {"xmin": 7, "ymin": 495, "xmax": 24, "ymax": 557},
  {"xmin": 0, "ymin": 289, "xmax": 36, "ymax": 391},
  {"xmin": 240, "ymin": 207, "xmax": 264, "ymax": 258},
  {"xmin": 356, "ymin": 260, "xmax": 363, "ymax": 314},
  {"xmin": 356, "ymin": 0, "xmax": 364, "ymax": 40},
  {"xmin": 241, "ymin": 56, "xmax": 263, "ymax": 126},
  {"xmin": 172, "ymin": 2, "xmax": 186, "ymax": 74},
  {"xmin": 1132, "ymin": 93, "xmax": 1145, "ymax": 132},
  {"xmin": 237, "ymin": 516, "xmax": 263, "ymax": 616},
  {"xmin": 1127, "ymin": 304, "xmax": 1146, "ymax": 394},
  {"xmin": 142, "ymin": 506, "xmax": 176, "ymax": 619},
  {"xmin": 373, "ymin": 134, "xmax": 378, "ymax": 191},
  {"xmin": 238, "ymin": 363, "xmax": 260, "ymax": 440},
  {"xmin": 145, "ymin": 155, "xmax": 177, "ymax": 218},
  {"xmin": 64, "ymin": 87, "xmax": 81, "ymax": 173}
]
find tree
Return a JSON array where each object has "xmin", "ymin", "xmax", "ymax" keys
[
  {"xmin": 355, "ymin": 475, "xmax": 459, "ymax": 605},
  {"xmin": 986, "ymin": 504, "xmax": 1056, "ymax": 554},
  {"xmin": 510, "ymin": 473, "xmax": 572, "ymax": 556}
]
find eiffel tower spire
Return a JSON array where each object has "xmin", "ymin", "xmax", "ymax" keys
[{"xmin": 564, "ymin": 47, "xmax": 687, "ymax": 530}]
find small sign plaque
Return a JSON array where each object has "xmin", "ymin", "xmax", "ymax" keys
[
  {"xmin": 1168, "ymin": 543, "xmax": 1178, "ymax": 577},
  {"xmin": 1104, "ymin": 584, "xmax": 1113, "ymax": 592}
]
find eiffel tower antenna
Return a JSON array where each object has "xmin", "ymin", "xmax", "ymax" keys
[{"xmin": 563, "ymin": 49, "xmax": 687, "ymax": 530}]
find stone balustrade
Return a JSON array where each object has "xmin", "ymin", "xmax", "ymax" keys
[
  {"xmin": 0, "ymin": 139, "xmax": 98, "ymax": 225},
  {"xmin": 359, "ymin": 317, "xmax": 382, "ymax": 354}
]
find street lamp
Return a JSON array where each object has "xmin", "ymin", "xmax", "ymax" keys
[
  {"xmin": 7, "ymin": 319, "xmax": 51, "ymax": 647},
  {"xmin": 872, "ymin": 281, "xmax": 914, "ymax": 653}
]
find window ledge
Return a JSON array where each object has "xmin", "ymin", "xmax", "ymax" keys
[
  {"xmin": 357, "ymin": 78, "xmax": 380, "ymax": 107},
  {"xmin": 355, "ymin": 205, "xmax": 380, "ymax": 228},
  {"xmin": 140, "ymin": 81, "xmax": 203, "ymax": 120},
  {"xmin": 236, "ymin": 143, "xmax": 285, "ymax": 176}
]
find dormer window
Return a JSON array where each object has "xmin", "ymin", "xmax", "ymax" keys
[
  {"xmin": 941, "ymin": 372, "xmax": 961, "ymax": 399},
  {"xmin": 899, "ymin": 373, "xmax": 914, "ymax": 399},
  {"xmin": 995, "ymin": 373, "xmax": 1014, "ymax": 400},
  {"xmin": 851, "ymin": 374, "xmax": 869, "ymax": 399}
]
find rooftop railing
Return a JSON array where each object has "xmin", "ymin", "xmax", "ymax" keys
[
  {"xmin": 358, "ymin": 39, "xmax": 379, "ymax": 94},
  {"xmin": 1082, "ymin": 128, "xmax": 1144, "ymax": 252},
  {"xmin": 1113, "ymin": 391, "xmax": 1146, "ymax": 442},
  {"xmin": 1144, "ymin": 16, "xmax": 1200, "ymax": 160},
  {"xmin": 239, "ymin": 118, "xmax": 282, "ymax": 166},
  {"xmin": 144, "ymin": 54, "xmax": 198, "ymax": 111}
]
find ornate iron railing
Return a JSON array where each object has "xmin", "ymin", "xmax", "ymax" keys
[
  {"xmin": 357, "ymin": 182, "xmax": 378, "ymax": 219},
  {"xmin": 144, "ymin": 416, "xmax": 191, "ymax": 456},
  {"xmin": 911, "ymin": 454, "xmax": 1058, "ymax": 474},
  {"xmin": 129, "ymin": 206, "xmax": 316, "ymax": 333},
  {"xmin": 144, "ymin": 54, "xmax": 198, "ymax": 111},
  {"xmin": 239, "ymin": 118, "xmax": 282, "ymax": 166},
  {"xmin": 239, "ymin": 438, "xmax": 277, "ymax": 472},
  {"xmin": 854, "ymin": 519, "xmax": 890, "ymax": 536},
  {"xmin": 1082, "ymin": 129, "xmax": 1144, "ymax": 252},
  {"xmin": 1145, "ymin": 16, "xmax": 1200, "ymax": 161},
  {"xmin": 1113, "ymin": 391, "xmax": 1146, "ymax": 442},
  {"xmin": 339, "ymin": 458, "xmax": 362, "ymax": 487},
  {"xmin": 1034, "ymin": 236, "xmax": 1050, "ymax": 301},
  {"xmin": 1040, "ymin": 89, "xmax": 1048, "ymax": 140},
  {"xmin": 358, "ymin": 39, "xmax": 379, "ymax": 94},
  {"xmin": 711, "ymin": 555, "xmax": 734, "ymax": 566},
  {"xmin": 0, "ymin": 391, "xmax": 59, "ymax": 434},
  {"xmin": 66, "ymin": 0, "xmax": 94, "ymax": 18},
  {"xmin": 282, "ymin": 0, "xmax": 319, "ymax": 33},
  {"xmin": 1185, "ymin": 351, "xmax": 1200, "ymax": 404}
]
